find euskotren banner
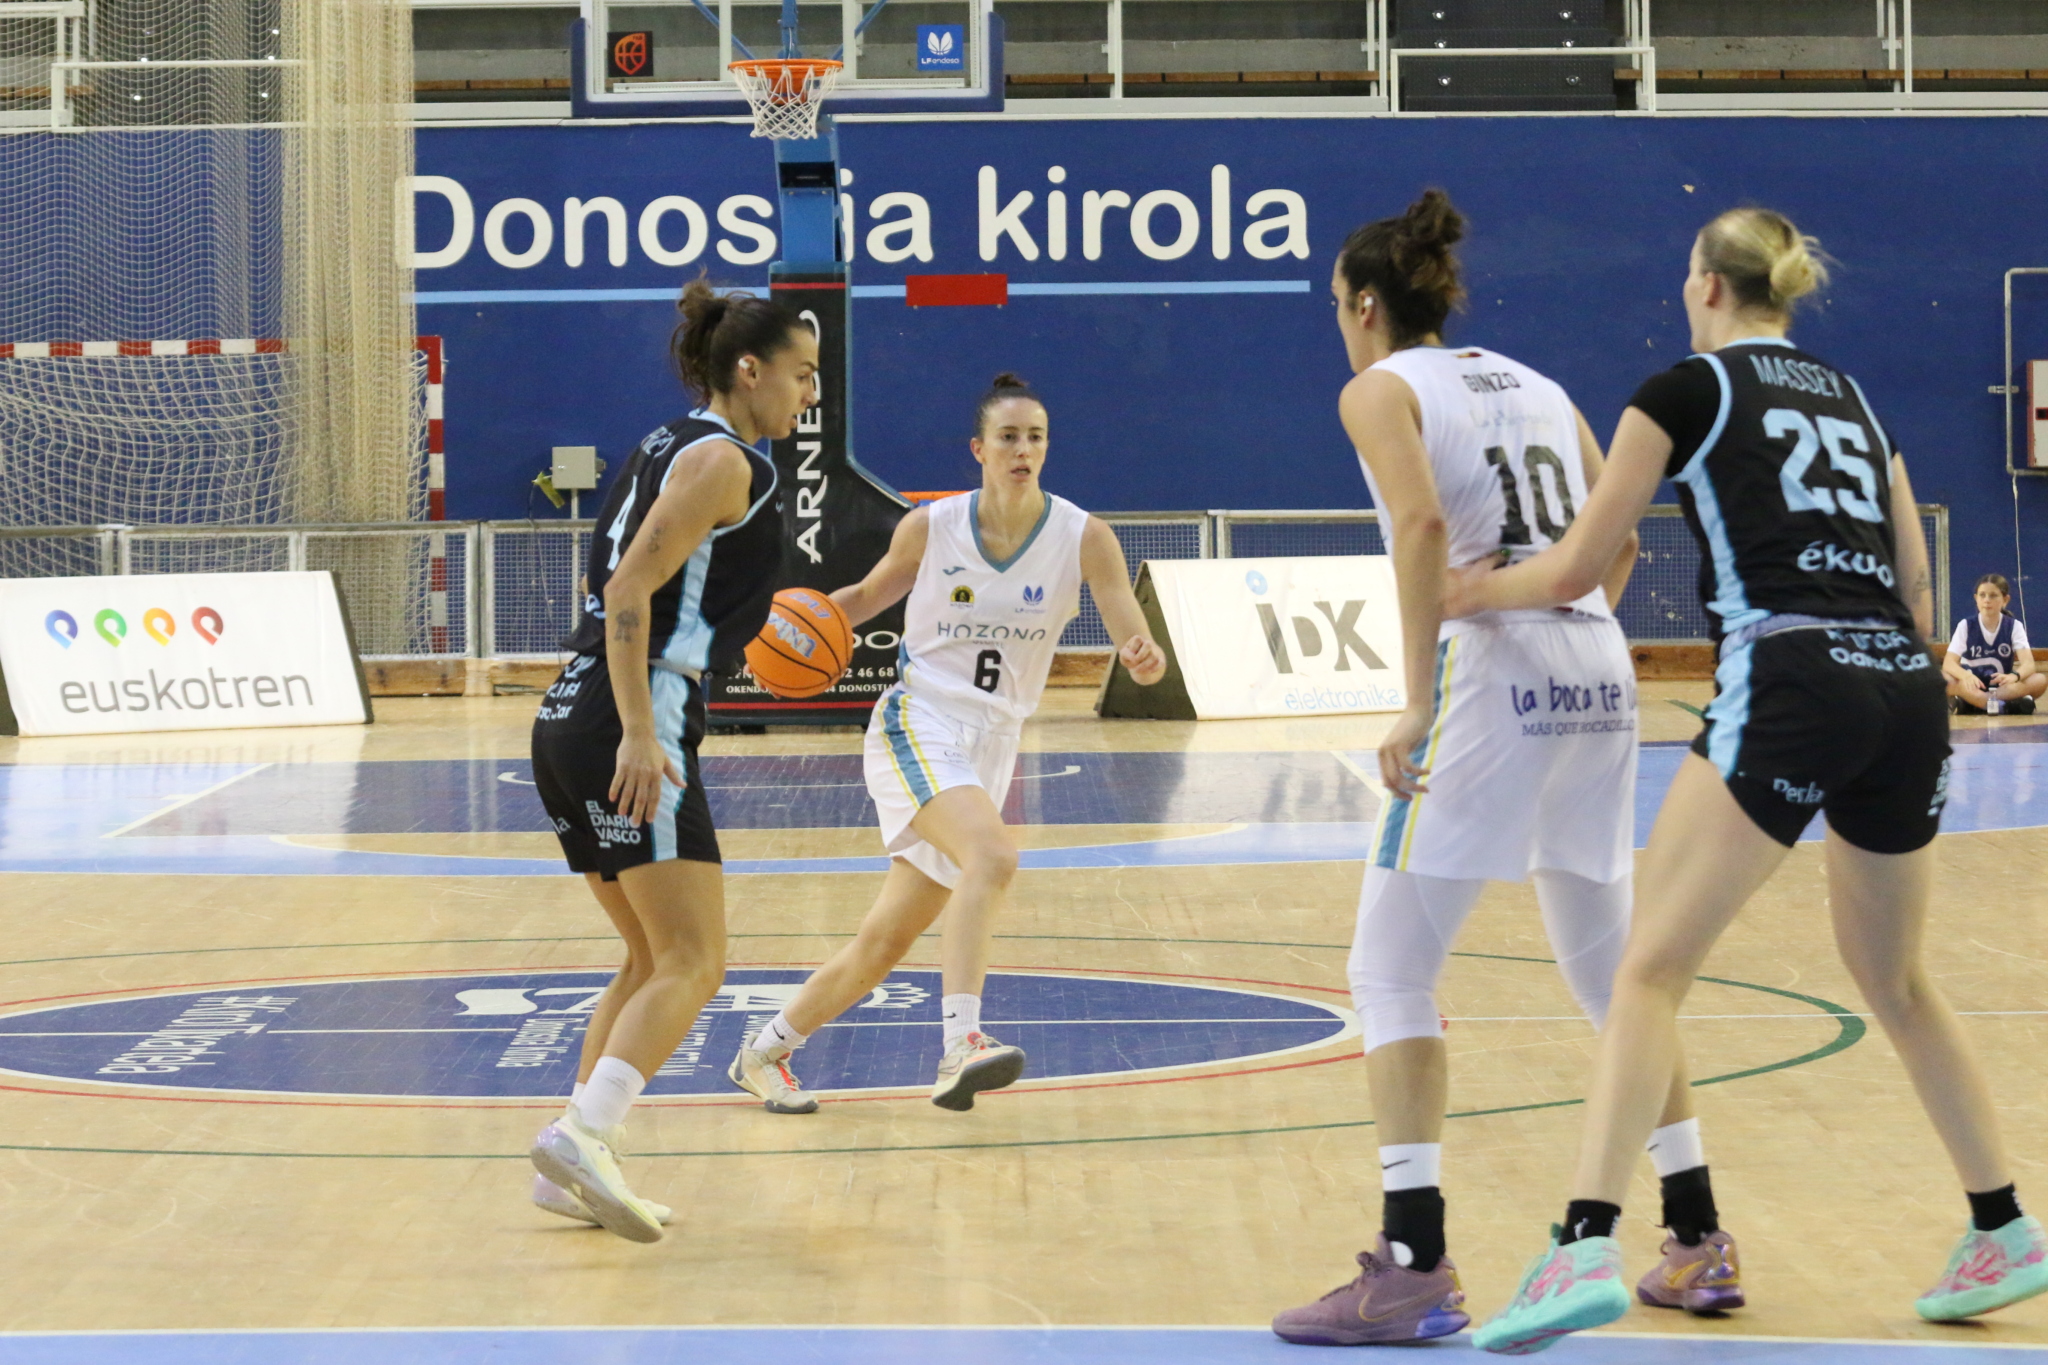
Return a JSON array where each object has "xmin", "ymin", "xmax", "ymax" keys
[{"xmin": 0, "ymin": 572, "xmax": 372, "ymax": 736}]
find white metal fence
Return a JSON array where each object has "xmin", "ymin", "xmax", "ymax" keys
[
  {"xmin": 0, "ymin": 506, "xmax": 1951, "ymax": 657},
  {"xmin": 1068, "ymin": 505, "xmax": 1950, "ymax": 649},
  {"xmin": 0, "ymin": 522, "xmax": 477, "ymax": 659}
]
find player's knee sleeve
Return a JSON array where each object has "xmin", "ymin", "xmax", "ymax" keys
[
  {"xmin": 1347, "ymin": 868, "xmax": 1485, "ymax": 1052},
  {"xmin": 1533, "ymin": 869, "xmax": 1633, "ymax": 1030}
]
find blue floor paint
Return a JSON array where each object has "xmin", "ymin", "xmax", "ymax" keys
[
  {"xmin": 4, "ymin": 742, "xmax": 2047, "ymax": 878},
  {"xmin": 0, "ymin": 1327, "xmax": 2038, "ymax": 1365},
  {"xmin": 119, "ymin": 752, "xmax": 1377, "ymax": 836},
  {"xmin": 0, "ymin": 968, "xmax": 1349, "ymax": 1098}
]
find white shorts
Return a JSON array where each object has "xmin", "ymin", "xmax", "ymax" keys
[
  {"xmin": 1369, "ymin": 615, "xmax": 1637, "ymax": 884},
  {"xmin": 863, "ymin": 686, "xmax": 1021, "ymax": 890}
]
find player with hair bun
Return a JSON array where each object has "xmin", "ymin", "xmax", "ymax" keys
[
  {"xmin": 524, "ymin": 277, "xmax": 815, "ymax": 1243},
  {"xmin": 727, "ymin": 372, "xmax": 1168, "ymax": 1113},
  {"xmin": 1466, "ymin": 208, "xmax": 2046, "ymax": 1352},
  {"xmin": 1272, "ymin": 189, "xmax": 1725, "ymax": 1348}
]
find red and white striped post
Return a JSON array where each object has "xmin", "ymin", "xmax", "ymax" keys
[
  {"xmin": 0, "ymin": 337, "xmax": 288, "ymax": 358},
  {"xmin": 2, "ymin": 333, "xmax": 458, "ymax": 656},
  {"xmin": 419, "ymin": 335, "xmax": 449, "ymax": 653}
]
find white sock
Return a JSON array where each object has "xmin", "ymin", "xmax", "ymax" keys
[
  {"xmin": 571, "ymin": 1081, "xmax": 586, "ymax": 1103},
  {"xmin": 1646, "ymin": 1117, "xmax": 1706, "ymax": 1177},
  {"xmin": 751, "ymin": 1012, "xmax": 809, "ymax": 1060},
  {"xmin": 573, "ymin": 1056, "xmax": 647, "ymax": 1133},
  {"xmin": 1378, "ymin": 1142, "xmax": 1443, "ymax": 1192},
  {"xmin": 942, "ymin": 994, "xmax": 981, "ymax": 1047}
]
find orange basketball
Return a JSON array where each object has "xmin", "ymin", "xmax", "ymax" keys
[{"xmin": 745, "ymin": 587, "xmax": 854, "ymax": 699}]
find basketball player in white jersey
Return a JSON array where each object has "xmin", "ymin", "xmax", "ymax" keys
[
  {"xmin": 1272, "ymin": 191, "xmax": 1737, "ymax": 1346},
  {"xmin": 727, "ymin": 373, "xmax": 1166, "ymax": 1112}
]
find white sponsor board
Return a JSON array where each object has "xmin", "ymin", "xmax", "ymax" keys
[
  {"xmin": 1149, "ymin": 555, "xmax": 1406, "ymax": 719},
  {"xmin": 0, "ymin": 572, "xmax": 370, "ymax": 736}
]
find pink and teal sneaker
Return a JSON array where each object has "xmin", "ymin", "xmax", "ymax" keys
[
  {"xmin": 1473, "ymin": 1228, "xmax": 1630, "ymax": 1355},
  {"xmin": 1917, "ymin": 1215, "xmax": 2048, "ymax": 1321}
]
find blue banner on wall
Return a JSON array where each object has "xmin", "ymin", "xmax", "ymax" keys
[{"xmin": 402, "ymin": 116, "xmax": 2048, "ymax": 620}]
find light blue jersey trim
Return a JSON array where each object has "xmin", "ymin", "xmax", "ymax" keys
[
  {"xmin": 1705, "ymin": 641, "xmax": 1754, "ymax": 778},
  {"xmin": 656, "ymin": 443, "xmax": 779, "ymax": 675},
  {"xmin": 1726, "ymin": 335, "xmax": 1796, "ymax": 349},
  {"xmin": 1673, "ymin": 353, "xmax": 1765, "ymax": 635},
  {"xmin": 968, "ymin": 491, "xmax": 1055, "ymax": 574},
  {"xmin": 881, "ymin": 691, "xmax": 937, "ymax": 805},
  {"xmin": 658, "ymin": 539, "xmax": 718, "ymax": 673},
  {"xmin": 1842, "ymin": 373, "xmax": 1896, "ymax": 463},
  {"xmin": 649, "ymin": 668, "xmax": 693, "ymax": 861},
  {"xmin": 1368, "ymin": 639, "xmax": 1450, "ymax": 868}
]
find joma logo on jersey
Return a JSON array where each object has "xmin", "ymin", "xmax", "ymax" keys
[
  {"xmin": 1254, "ymin": 600, "xmax": 1388, "ymax": 674},
  {"xmin": 950, "ymin": 585, "xmax": 975, "ymax": 605}
]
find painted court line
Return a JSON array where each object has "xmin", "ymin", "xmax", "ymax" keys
[
  {"xmin": 100, "ymin": 763, "xmax": 270, "ymax": 839},
  {"xmin": 0, "ymin": 1325, "xmax": 2039, "ymax": 1364}
]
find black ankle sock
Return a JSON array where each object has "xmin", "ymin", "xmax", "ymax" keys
[
  {"xmin": 1969, "ymin": 1184, "xmax": 2024, "ymax": 1232},
  {"xmin": 1383, "ymin": 1186, "xmax": 1447, "ymax": 1273},
  {"xmin": 1660, "ymin": 1165, "xmax": 1721, "ymax": 1247},
  {"xmin": 1560, "ymin": 1200, "xmax": 1621, "ymax": 1244}
]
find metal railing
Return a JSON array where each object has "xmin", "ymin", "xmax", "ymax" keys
[
  {"xmin": 1071, "ymin": 505, "xmax": 1950, "ymax": 648},
  {"xmin": 0, "ymin": 522, "xmax": 477, "ymax": 659},
  {"xmin": 0, "ymin": 505, "xmax": 1953, "ymax": 657},
  {"xmin": 480, "ymin": 519, "xmax": 593, "ymax": 658}
]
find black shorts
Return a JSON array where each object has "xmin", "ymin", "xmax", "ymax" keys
[
  {"xmin": 530, "ymin": 653, "xmax": 720, "ymax": 878},
  {"xmin": 1692, "ymin": 624, "xmax": 1951, "ymax": 853}
]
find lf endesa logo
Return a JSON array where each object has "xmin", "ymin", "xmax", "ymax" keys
[{"xmin": 41, "ymin": 603, "xmax": 320, "ymax": 716}]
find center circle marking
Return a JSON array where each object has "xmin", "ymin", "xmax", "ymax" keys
[{"xmin": 0, "ymin": 968, "xmax": 1355, "ymax": 1100}]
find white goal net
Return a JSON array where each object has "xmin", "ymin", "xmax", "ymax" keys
[{"xmin": 0, "ymin": 0, "xmax": 422, "ymax": 649}]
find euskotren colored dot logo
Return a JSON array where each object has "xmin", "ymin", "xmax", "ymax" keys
[{"xmin": 45, "ymin": 605, "xmax": 223, "ymax": 648}]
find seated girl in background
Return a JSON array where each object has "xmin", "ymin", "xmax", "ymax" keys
[{"xmin": 1946, "ymin": 573, "xmax": 2047, "ymax": 715}]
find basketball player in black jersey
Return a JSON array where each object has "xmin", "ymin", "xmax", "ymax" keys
[
  {"xmin": 524, "ymin": 279, "xmax": 815, "ymax": 1243},
  {"xmin": 1463, "ymin": 209, "xmax": 2047, "ymax": 1352}
]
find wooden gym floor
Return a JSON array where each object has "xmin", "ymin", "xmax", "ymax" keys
[{"xmin": 2, "ymin": 685, "xmax": 2047, "ymax": 1363}]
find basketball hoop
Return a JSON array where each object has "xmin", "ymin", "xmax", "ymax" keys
[{"xmin": 730, "ymin": 57, "xmax": 843, "ymax": 140}]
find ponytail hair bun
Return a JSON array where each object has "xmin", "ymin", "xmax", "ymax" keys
[
  {"xmin": 1336, "ymin": 188, "xmax": 1468, "ymax": 346},
  {"xmin": 973, "ymin": 371, "xmax": 1047, "ymax": 437},
  {"xmin": 1697, "ymin": 207, "xmax": 1831, "ymax": 315},
  {"xmin": 668, "ymin": 273, "xmax": 804, "ymax": 403}
]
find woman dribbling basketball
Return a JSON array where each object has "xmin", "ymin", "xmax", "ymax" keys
[
  {"xmin": 726, "ymin": 373, "xmax": 1167, "ymax": 1112},
  {"xmin": 524, "ymin": 279, "xmax": 815, "ymax": 1242}
]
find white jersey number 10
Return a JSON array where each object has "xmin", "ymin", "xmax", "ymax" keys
[{"xmin": 1483, "ymin": 444, "xmax": 1577, "ymax": 550}]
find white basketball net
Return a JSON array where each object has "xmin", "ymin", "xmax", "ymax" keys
[{"xmin": 730, "ymin": 59, "xmax": 842, "ymax": 140}]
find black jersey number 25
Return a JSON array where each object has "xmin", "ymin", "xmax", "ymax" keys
[
  {"xmin": 1764, "ymin": 409, "xmax": 1885, "ymax": 524},
  {"xmin": 1483, "ymin": 445, "xmax": 1576, "ymax": 547},
  {"xmin": 974, "ymin": 649, "xmax": 1003, "ymax": 693}
]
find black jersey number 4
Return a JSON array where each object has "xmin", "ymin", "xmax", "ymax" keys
[{"xmin": 1765, "ymin": 409, "xmax": 1885, "ymax": 524}]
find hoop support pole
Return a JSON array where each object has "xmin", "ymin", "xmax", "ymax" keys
[{"xmin": 773, "ymin": 117, "xmax": 844, "ymax": 268}]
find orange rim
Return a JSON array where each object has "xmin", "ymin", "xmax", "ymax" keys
[{"xmin": 729, "ymin": 58, "xmax": 844, "ymax": 78}]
